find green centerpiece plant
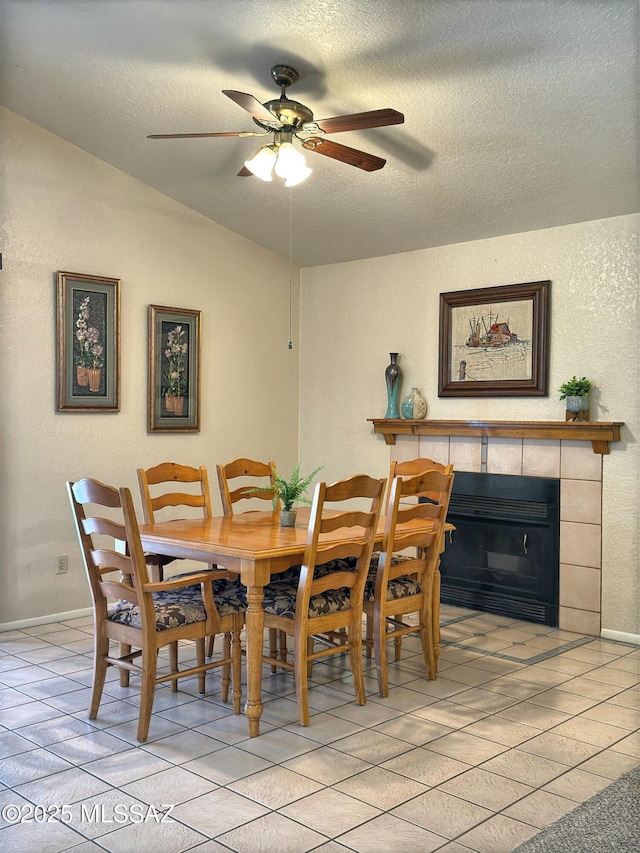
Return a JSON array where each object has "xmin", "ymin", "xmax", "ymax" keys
[{"xmin": 250, "ymin": 464, "xmax": 323, "ymax": 526}]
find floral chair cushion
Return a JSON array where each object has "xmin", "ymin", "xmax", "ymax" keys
[
  {"xmin": 364, "ymin": 552, "xmax": 422, "ymax": 602},
  {"xmin": 108, "ymin": 576, "xmax": 245, "ymax": 632},
  {"xmin": 262, "ymin": 558, "xmax": 359, "ymax": 619},
  {"xmin": 262, "ymin": 583, "xmax": 353, "ymax": 619}
]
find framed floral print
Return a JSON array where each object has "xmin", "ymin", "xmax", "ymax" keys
[
  {"xmin": 438, "ymin": 280, "xmax": 550, "ymax": 397},
  {"xmin": 148, "ymin": 305, "xmax": 201, "ymax": 432},
  {"xmin": 56, "ymin": 271, "xmax": 120, "ymax": 412}
]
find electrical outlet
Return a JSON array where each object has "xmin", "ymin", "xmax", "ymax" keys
[{"xmin": 56, "ymin": 555, "xmax": 68, "ymax": 575}]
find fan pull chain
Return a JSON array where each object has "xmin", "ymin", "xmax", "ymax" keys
[{"xmin": 288, "ymin": 189, "xmax": 293, "ymax": 350}]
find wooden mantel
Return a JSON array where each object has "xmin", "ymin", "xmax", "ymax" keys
[{"xmin": 368, "ymin": 419, "xmax": 624, "ymax": 455}]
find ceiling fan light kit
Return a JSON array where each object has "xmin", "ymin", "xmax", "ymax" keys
[
  {"xmin": 148, "ymin": 64, "xmax": 404, "ymax": 184},
  {"xmin": 245, "ymin": 138, "xmax": 313, "ymax": 186}
]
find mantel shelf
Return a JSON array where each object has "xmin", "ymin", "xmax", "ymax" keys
[{"xmin": 368, "ymin": 418, "xmax": 624, "ymax": 455}]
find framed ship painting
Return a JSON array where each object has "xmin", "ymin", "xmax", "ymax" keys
[
  {"xmin": 56, "ymin": 271, "xmax": 120, "ymax": 412},
  {"xmin": 148, "ymin": 305, "xmax": 201, "ymax": 432},
  {"xmin": 438, "ymin": 280, "xmax": 550, "ymax": 397}
]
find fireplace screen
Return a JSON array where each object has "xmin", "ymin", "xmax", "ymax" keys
[{"xmin": 437, "ymin": 472, "xmax": 560, "ymax": 625}]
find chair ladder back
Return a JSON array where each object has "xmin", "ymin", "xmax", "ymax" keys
[
  {"xmin": 137, "ymin": 463, "xmax": 212, "ymax": 523},
  {"xmin": 216, "ymin": 458, "xmax": 278, "ymax": 515}
]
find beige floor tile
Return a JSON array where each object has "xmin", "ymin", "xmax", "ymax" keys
[
  {"xmin": 280, "ymin": 788, "xmax": 381, "ymax": 837},
  {"xmin": 337, "ymin": 812, "xmax": 447, "ymax": 853},
  {"xmin": 330, "ymin": 728, "xmax": 414, "ymax": 763},
  {"xmin": 121, "ymin": 765, "xmax": 217, "ymax": 806},
  {"xmin": 463, "ymin": 715, "xmax": 541, "ymax": 747},
  {"xmin": 282, "ymin": 745, "xmax": 371, "ymax": 784},
  {"xmin": 391, "ymin": 788, "xmax": 493, "ymax": 838},
  {"xmin": 481, "ymin": 675, "xmax": 547, "ymax": 701},
  {"xmin": 425, "ymin": 730, "xmax": 508, "ymax": 764},
  {"xmin": 578, "ymin": 749, "xmax": 640, "ymax": 779},
  {"xmin": 228, "ymin": 765, "xmax": 324, "ymax": 808},
  {"xmin": 1, "ymin": 605, "xmax": 637, "ymax": 853},
  {"xmin": 217, "ymin": 811, "xmax": 328, "ymax": 853},
  {"xmin": 610, "ymin": 730, "xmax": 640, "ymax": 758},
  {"xmin": 518, "ymin": 730, "xmax": 601, "ymax": 765},
  {"xmin": 382, "ymin": 747, "xmax": 472, "ymax": 786},
  {"xmin": 440, "ymin": 767, "xmax": 534, "ymax": 810},
  {"xmin": 456, "ymin": 812, "xmax": 540, "ymax": 853},
  {"xmin": 334, "ymin": 765, "xmax": 429, "ymax": 809},
  {"xmin": 526, "ymin": 687, "xmax": 601, "ymax": 714},
  {"xmin": 542, "ymin": 766, "xmax": 613, "ymax": 802},
  {"xmin": 412, "ymin": 699, "xmax": 488, "ymax": 728},
  {"xmin": 171, "ymin": 788, "xmax": 269, "ymax": 836},
  {"xmin": 502, "ymin": 787, "xmax": 577, "ymax": 828},
  {"xmin": 481, "ymin": 748, "xmax": 568, "ymax": 787},
  {"xmin": 372, "ymin": 713, "xmax": 454, "ymax": 745},
  {"xmin": 550, "ymin": 714, "xmax": 634, "ymax": 747}
]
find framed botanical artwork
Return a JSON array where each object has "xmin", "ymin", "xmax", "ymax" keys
[
  {"xmin": 438, "ymin": 280, "xmax": 550, "ymax": 397},
  {"xmin": 56, "ymin": 271, "xmax": 120, "ymax": 412},
  {"xmin": 148, "ymin": 305, "xmax": 201, "ymax": 432}
]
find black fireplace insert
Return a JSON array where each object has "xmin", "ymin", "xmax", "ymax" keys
[{"xmin": 437, "ymin": 472, "xmax": 560, "ymax": 625}]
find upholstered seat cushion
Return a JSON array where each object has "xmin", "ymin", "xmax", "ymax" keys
[
  {"xmin": 108, "ymin": 577, "xmax": 245, "ymax": 631},
  {"xmin": 364, "ymin": 552, "xmax": 422, "ymax": 602},
  {"xmin": 262, "ymin": 558, "xmax": 359, "ymax": 618},
  {"xmin": 262, "ymin": 582, "xmax": 353, "ymax": 619}
]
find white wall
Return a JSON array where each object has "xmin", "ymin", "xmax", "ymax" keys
[
  {"xmin": 0, "ymin": 110, "xmax": 300, "ymax": 625},
  {"xmin": 299, "ymin": 216, "xmax": 639, "ymax": 636}
]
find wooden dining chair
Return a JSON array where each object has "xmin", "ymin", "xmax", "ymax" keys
[
  {"xmin": 260, "ymin": 474, "xmax": 386, "ymax": 726},
  {"xmin": 137, "ymin": 462, "xmax": 218, "ymax": 581},
  {"xmin": 366, "ymin": 456, "xmax": 454, "ymax": 664},
  {"xmin": 67, "ymin": 477, "xmax": 245, "ymax": 742},
  {"xmin": 217, "ymin": 457, "xmax": 289, "ymax": 668},
  {"xmin": 363, "ymin": 468, "xmax": 454, "ymax": 695},
  {"xmin": 216, "ymin": 457, "xmax": 279, "ymax": 515}
]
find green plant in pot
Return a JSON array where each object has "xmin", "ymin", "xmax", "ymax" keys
[
  {"xmin": 250, "ymin": 464, "xmax": 323, "ymax": 527},
  {"xmin": 559, "ymin": 375, "xmax": 592, "ymax": 417}
]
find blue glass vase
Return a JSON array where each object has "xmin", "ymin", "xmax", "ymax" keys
[{"xmin": 384, "ymin": 353, "xmax": 402, "ymax": 418}]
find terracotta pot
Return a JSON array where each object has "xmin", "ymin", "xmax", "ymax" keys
[
  {"xmin": 165, "ymin": 394, "xmax": 175, "ymax": 412},
  {"xmin": 173, "ymin": 396, "xmax": 184, "ymax": 415},
  {"xmin": 76, "ymin": 365, "xmax": 89, "ymax": 387},
  {"xmin": 87, "ymin": 368, "xmax": 101, "ymax": 393}
]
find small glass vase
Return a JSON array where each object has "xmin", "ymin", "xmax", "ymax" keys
[{"xmin": 401, "ymin": 387, "xmax": 427, "ymax": 419}]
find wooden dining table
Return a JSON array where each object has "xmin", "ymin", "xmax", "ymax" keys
[{"xmin": 139, "ymin": 508, "xmax": 452, "ymax": 737}]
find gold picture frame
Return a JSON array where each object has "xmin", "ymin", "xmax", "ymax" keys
[
  {"xmin": 56, "ymin": 271, "xmax": 120, "ymax": 412},
  {"xmin": 148, "ymin": 305, "xmax": 201, "ymax": 432}
]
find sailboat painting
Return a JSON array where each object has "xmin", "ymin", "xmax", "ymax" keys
[
  {"xmin": 456, "ymin": 302, "xmax": 532, "ymax": 382},
  {"xmin": 438, "ymin": 281, "xmax": 550, "ymax": 397}
]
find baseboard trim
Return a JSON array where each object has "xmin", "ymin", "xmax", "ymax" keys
[
  {"xmin": 0, "ymin": 607, "xmax": 93, "ymax": 633},
  {"xmin": 601, "ymin": 628, "xmax": 640, "ymax": 646}
]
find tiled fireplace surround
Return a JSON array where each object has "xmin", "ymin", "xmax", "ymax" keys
[{"xmin": 389, "ymin": 432, "xmax": 604, "ymax": 637}]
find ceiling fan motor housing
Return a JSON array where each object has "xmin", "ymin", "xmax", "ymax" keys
[{"xmin": 255, "ymin": 98, "xmax": 314, "ymax": 132}]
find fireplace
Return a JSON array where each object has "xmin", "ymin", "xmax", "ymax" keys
[{"xmin": 437, "ymin": 472, "xmax": 560, "ymax": 625}]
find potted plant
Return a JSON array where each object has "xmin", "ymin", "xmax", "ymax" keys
[
  {"xmin": 250, "ymin": 464, "xmax": 323, "ymax": 527},
  {"xmin": 559, "ymin": 375, "xmax": 592, "ymax": 417}
]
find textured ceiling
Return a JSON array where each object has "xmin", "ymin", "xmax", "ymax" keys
[{"xmin": 1, "ymin": 0, "xmax": 638, "ymax": 267}]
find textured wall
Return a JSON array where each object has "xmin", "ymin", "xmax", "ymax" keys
[
  {"xmin": 299, "ymin": 216, "xmax": 639, "ymax": 637},
  {"xmin": 0, "ymin": 110, "xmax": 300, "ymax": 625}
]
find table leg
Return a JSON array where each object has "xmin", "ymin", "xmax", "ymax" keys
[{"xmin": 244, "ymin": 583, "xmax": 265, "ymax": 737}]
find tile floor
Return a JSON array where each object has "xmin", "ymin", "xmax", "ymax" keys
[{"xmin": 1, "ymin": 605, "xmax": 638, "ymax": 853}]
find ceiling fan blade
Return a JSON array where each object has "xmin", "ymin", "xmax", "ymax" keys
[
  {"xmin": 302, "ymin": 138, "xmax": 386, "ymax": 171},
  {"xmin": 222, "ymin": 90, "xmax": 281, "ymax": 125},
  {"xmin": 237, "ymin": 165, "xmax": 253, "ymax": 176},
  {"xmin": 313, "ymin": 108, "xmax": 404, "ymax": 134},
  {"xmin": 147, "ymin": 131, "xmax": 260, "ymax": 139}
]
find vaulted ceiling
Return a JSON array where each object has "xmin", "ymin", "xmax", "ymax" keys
[{"xmin": 1, "ymin": 1, "xmax": 638, "ymax": 267}]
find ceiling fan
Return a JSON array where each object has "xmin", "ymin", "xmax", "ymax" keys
[{"xmin": 148, "ymin": 64, "xmax": 404, "ymax": 185}]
